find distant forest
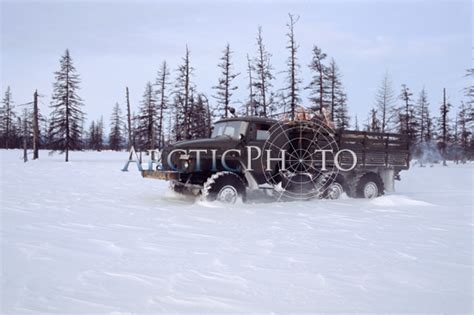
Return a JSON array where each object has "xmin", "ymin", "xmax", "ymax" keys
[{"xmin": 1, "ymin": 14, "xmax": 473, "ymax": 163}]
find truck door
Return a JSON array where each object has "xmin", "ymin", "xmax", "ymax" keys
[{"xmin": 245, "ymin": 123, "xmax": 271, "ymax": 183}]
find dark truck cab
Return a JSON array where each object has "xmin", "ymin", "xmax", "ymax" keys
[{"xmin": 142, "ymin": 116, "xmax": 409, "ymax": 203}]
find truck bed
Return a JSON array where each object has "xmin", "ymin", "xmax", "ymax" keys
[{"xmin": 337, "ymin": 130, "xmax": 410, "ymax": 170}]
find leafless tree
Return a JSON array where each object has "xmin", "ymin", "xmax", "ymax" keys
[{"xmin": 213, "ymin": 44, "xmax": 239, "ymax": 118}]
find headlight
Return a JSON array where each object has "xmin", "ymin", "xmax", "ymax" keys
[{"xmin": 182, "ymin": 160, "xmax": 189, "ymax": 170}]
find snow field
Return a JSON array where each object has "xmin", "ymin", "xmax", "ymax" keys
[{"xmin": 1, "ymin": 150, "xmax": 472, "ymax": 313}]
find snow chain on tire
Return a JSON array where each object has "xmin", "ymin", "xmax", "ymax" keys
[
  {"xmin": 201, "ymin": 171, "xmax": 246, "ymax": 202},
  {"xmin": 315, "ymin": 172, "xmax": 346, "ymax": 199}
]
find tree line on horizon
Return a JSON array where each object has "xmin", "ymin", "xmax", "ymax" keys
[{"xmin": 0, "ymin": 14, "xmax": 473, "ymax": 163}]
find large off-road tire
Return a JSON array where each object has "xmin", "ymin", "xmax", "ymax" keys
[
  {"xmin": 201, "ymin": 172, "xmax": 246, "ymax": 203},
  {"xmin": 353, "ymin": 172, "xmax": 384, "ymax": 199},
  {"xmin": 326, "ymin": 176, "xmax": 347, "ymax": 200},
  {"xmin": 316, "ymin": 173, "xmax": 347, "ymax": 200}
]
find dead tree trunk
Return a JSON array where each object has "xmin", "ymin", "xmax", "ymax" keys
[
  {"xmin": 441, "ymin": 88, "xmax": 448, "ymax": 166},
  {"xmin": 126, "ymin": 87, "xmax": 133, "ymax": 150},
  {"xmin": 32, "ymin": 90, "xmax": 40, "ymax": 159},
  {"xmin": 23, "ymin": 108, "xmax": 28, "ymax": 163}
]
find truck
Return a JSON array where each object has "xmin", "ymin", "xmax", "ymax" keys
[{"xmin": 142, "ymin": 116, "xmax": 410, "ymax": 203}]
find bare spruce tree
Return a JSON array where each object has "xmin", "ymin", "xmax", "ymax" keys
[
  {"xmin": 98, "ymin": 117, "xmax": 104, "ymax": 151},
  {"xmin": 399, "ymin": 84, "xmax": 413, "ymax": 132},
  {"xmin": 374, "ymin": 73, "xmax": 396, "ymax": 132},
  {"xmin": 189, "ymin": 93, "xmax": 212, "ymax": 139},
  {"xmin": 136, "ymin": 82, "xmax": 157, "ymax": 150},
  {"xmin": 307, "ymin": 46, "xmax": 329, "ymax": 114},
  {"xmin": 49, "ymin": 49, "xmax": 85, "ymax": 161},
  {"xmin": 463, "ymin": 69, "xmax": 474, "ymax": 135},
  {"xmin": 426, "ymin": 111, "xmax": 434, "ymax": 143},
  {"xmin": 416, "ymin": 87, "xmax": 430, "ymax": 143},
  {"xmin": 87, "ymin": 117, "xmax": 104, "ymax": 151},
  {"xmin": 0, "ymin": 86, "xmax": 15, "ymax": 149},
  {"xmin": 171, "ymin": 94, "xmax": 183, "ymax": 142},
  {"xmin": 398, "ymin": 84, "xmax": 418, "ymax": 143},
  {"xmin": 365, "ymin": 108, "xmax": 381, "ymax": 132},
  {"xmin": 155, "ymin": 61, "xmax": 170, "ymax": 149},
  {"xmin": 109, "ymin": 102, "xmax": 125, "ymax": 151},
  {"xmin": 213, "ymin": 44, "xmax": 239, "ymax": 118},
  {"xmin": 335, "ymin": 91, "xmax": 350, "ymax": 129},
  {"xmin": 11, "ymin": 116, "xmax": 21, "ymax": 148},
  {"xmin": 87, "ymin": 120, "xmax": 96, "ymax": 150},
  {"xmin": 438, "ymin": 88, "xmax": 451, "ymax": 166},
  {"xmin": 245, "ymin": 54, "xmax": 256, "ymax": 116},
  {"xmin": 464, "ymin": 68, "xmax": 474, "ymax": 107},
  {"xmin": 174, "ymin": 46, "xmax": 195, "ymax": 140},
  {"xmin": 284, "ymin": 13, "xmax": 301, "ymax": 120},
  {"xmin": 253, "ymin": 27, "xmax": 274, "ymax": 117},
  {"xmin": 203, "ymin": 94, "xmax": 213, "ymax": 136},
  {"xmin": 371, "ymin": 108, "xmax": 381, "ymax": 132},
  {"xmin": 326, "ymin": 59, "xmax": 349, "ymax": 127},
  {"xmin": 457, "ymin": 101, "xmax": 471, "ymax": 160}
]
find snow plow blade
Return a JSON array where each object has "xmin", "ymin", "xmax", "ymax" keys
[{"xmin": 141, "ymin": 170, "xmax": 179, "ymax": 181}]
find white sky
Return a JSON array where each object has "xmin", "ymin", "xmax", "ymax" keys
[{"xmin": 1, "ymin": 0, "xmax": 472, "ymax": 128}]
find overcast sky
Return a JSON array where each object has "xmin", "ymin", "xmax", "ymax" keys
[{"xmin": 1, "ymin": 0, "xmax": 471, "ymax": 127}]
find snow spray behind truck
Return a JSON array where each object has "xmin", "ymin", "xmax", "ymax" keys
[{"xmin": 140, "ymin": 114, "xmax": 410, "ymax": 203}]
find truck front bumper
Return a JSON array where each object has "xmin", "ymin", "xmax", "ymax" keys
[
  {"xmin": 141, "ymin": 170, "xmax": 179, "ymax": 181},
  {"xmin": 141, "ymin": 170, "xmax": 202, "ymax": 196}
]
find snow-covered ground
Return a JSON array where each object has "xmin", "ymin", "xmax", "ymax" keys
[{"xmin": 1, "ymin": 150, "xmax": 472, "ymax": 313}]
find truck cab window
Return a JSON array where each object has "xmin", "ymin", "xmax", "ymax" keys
[
  {"xmin": 255, "ymin": 124, "xmax": 270, "ymax": 141},
  {"xmin": 211, "ymin": 121, "xmax": 249, "ymax": 139}
]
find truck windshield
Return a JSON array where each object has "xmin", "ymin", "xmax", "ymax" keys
[{"xmin": 211, "ymin": 121, "xmax": 249, "ymax": 139}]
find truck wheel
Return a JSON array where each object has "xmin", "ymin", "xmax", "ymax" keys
[
  {"xmin": 355, "ymin": 173, "xmax": 384, "ymax": 199},
  {"xmin": 326, "ymin": 181, "xmax": 344, "ymax": 199},
  {"xmin": 202, "ymin": 172, "xmax": 246, "ymax": 203},
  {"xmin": 316, "ymin": 174, "xmax": 346, "ymax": 199}
]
